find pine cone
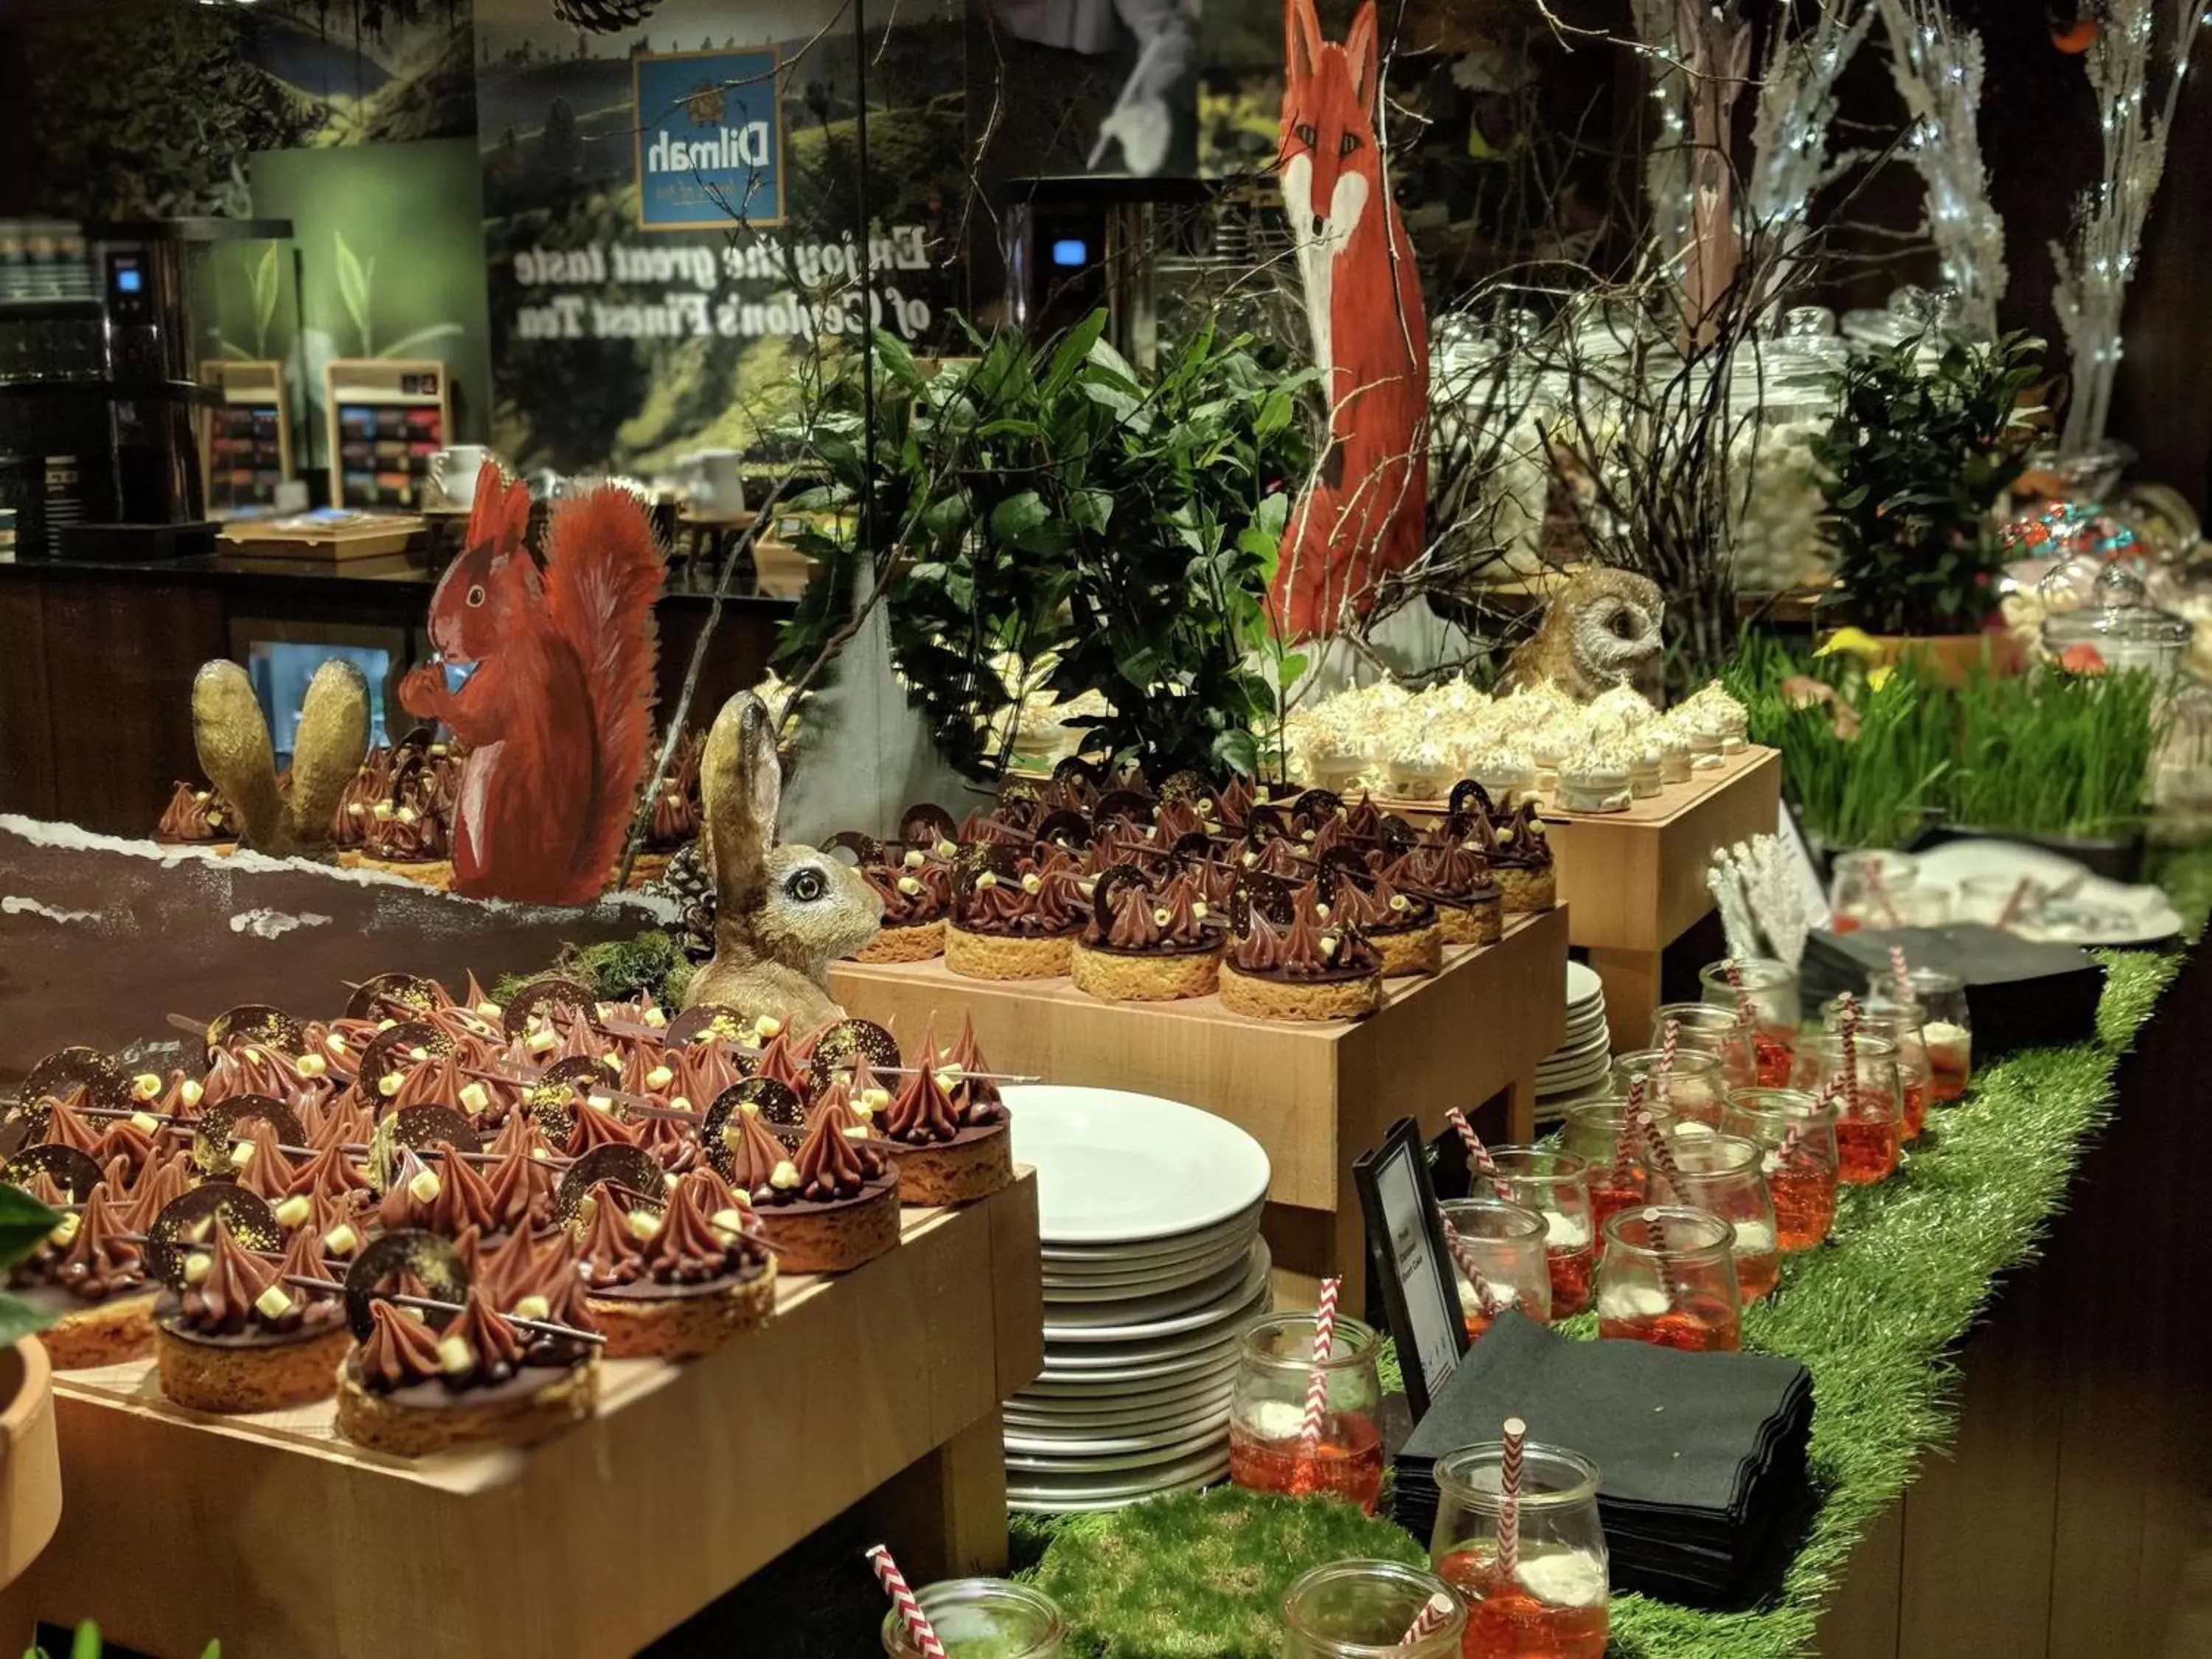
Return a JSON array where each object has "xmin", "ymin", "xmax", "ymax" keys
[
  {"xmin": 653, "ymin": 841, "xmax": 717, "ymax": 962},
  {"xmin": 550, "ymin": 0, "xmax": 663, "ymax": 32}
]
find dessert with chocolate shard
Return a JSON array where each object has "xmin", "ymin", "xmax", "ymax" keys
[
  {"xmin": 1217, "ymin": 881, "xmax": 1382, "ymax": 1022},
  {"xmin": 153, "ymin": 780, "xmax": 237, "ymax": 848},
  {"xmin": 1472, "ymin": 799, "xmax": 1557, "ymax": 914},
  {"xmin": 879, "ymin": 1026, "xmax": 1012, "ymax": 1206},
  {"xmin": 1386, "ymin": 831, "xmax": 1503, "ymax": 947},
  {"xmin": 840, "ymin": 836, "xmax": 952, "ymax": 964},
  {"xmin": 1323, "ymin": 865, "xmax": 1441, "ymax": 978},
  {"xmin": 155, "ymin": 1217, "xmax": 349, "ymax": 1412},
  {"xmin": 712, "ymin": 1085, "xmax": 900, "ymax": 1274},
  {"xmin": 7, "ymin": 1176, "xmax": 159, "ymax": 1368},
  {"xmin": 1070, "ymin": 868, "xmax": 1223, "ymax": 1003},
  {"xmin": 944, "ymin": 849, "xmax": 1087, "ymax": 981},
  {"xmin": 574, "ymin": 1168, "xmax": 776, "ymax": 1358}
]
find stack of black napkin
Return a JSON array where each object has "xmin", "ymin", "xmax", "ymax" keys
[{"xmin": 1393, "ymin": 1312, "xmax": 1814, "ymax": 1609}]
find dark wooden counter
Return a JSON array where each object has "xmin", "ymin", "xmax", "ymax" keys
[{"xmin": 0, "ymin": 552, "xmax": 797, "ymax": 836}]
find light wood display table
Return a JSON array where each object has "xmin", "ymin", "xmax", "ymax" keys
[
  {"xmin": 831, "ymin": 911, "xmax": 1567, "ymax": 1310},
  {"xmin": 1371, "ymin": 748, "xmax": 1781, "ymax": 1051},
  {"xmin": 0, "ymin": 1176, "xmax": 1042, "ymax": 1659}
]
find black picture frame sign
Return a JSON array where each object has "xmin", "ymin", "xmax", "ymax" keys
[{"xmin": 1353, "ymin": 1116, "xmax": 1468, "ymax": 1422}]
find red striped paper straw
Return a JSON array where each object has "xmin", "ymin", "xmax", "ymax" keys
[
  {"xmin": 1498, "ymin": 1415, "xmax": 1528, "ymax": 1582},
  {"xmin": 1441, "ymin": 1213, "xmax": 1500, "ymax": 1318},
  {"xmin": 1656, "ymin": 1017, "xmax": 1680, "ymax": 1105},
  {"xmin": 1612, "ymin": 1077, "xmax": 1644, "ymax": 1186},
  {"xmin": 1297, "ymin": 1276, "xmax": 1342, "ymax": 1457},
  {"xmin": 1398, "ymin": 1588, "xmax": 1459, "ymax": 1647},
  {"xmin": 865, "ymin": 1545, "xmax": 947, "ymax": 1659},
  {"xmin": 1889, "ymin": 945, "xmax": 1912, "ymax": 1003},
  {"xmin": 1634, "ymin": 1107, "xmax": 1680, "ymax": 1192},
  {"xmin": 1723, "ymin": 957, "xmax": 1759, "ymax": 1026},
  {"xmin": 1837, "ymin": 992, "xmax": 1860, "ymax": 1101},
  {"xmin": 1445, "ymin": 1105, "xmax": 1510, "ymax": 1199}
]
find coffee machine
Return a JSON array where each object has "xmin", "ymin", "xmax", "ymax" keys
[{"xmin": 0, "ymin": 218, "xmax": 293, "ymax": 558}]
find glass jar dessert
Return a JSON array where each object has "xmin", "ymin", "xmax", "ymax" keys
[
  {"xmin": 1438, "ymin": 1196, "xmax": 1553, "ymax": 1340},
  {"xmin": 1228, "ymin": 1312, "xmax": 1388, "ymax": 1513},
  {"xmin": 1279, "ymin": 1560, "xmax": 1465, "ymax": 1659},
  {"xmin": 1430, "ymin": 1439, "xmax": 1610, "ymax": 1659}
]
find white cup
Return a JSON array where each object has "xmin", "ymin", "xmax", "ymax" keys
[
  {"xmin": 686, "ymin": 448, "xmax": 745, "ymax": 515},
  {"xmin": 429, "ymin": 444, "xmax": 492, "ymax": 507}
]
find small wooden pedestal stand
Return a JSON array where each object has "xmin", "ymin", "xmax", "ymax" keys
[
  {"xmin": 0, "ymin": 1178, "xmax": 1043, "ymax": 1659},
  {"xmin": 831, "ymin": 911, "xmax": 1568, "ymax": 1311}
]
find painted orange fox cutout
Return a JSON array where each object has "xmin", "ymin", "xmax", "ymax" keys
[{"xmin": 1272, "ymin": 0, "xmax": 1430, "ymax": 639}]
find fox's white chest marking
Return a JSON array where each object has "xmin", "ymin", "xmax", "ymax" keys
[{"xmin": 1279, "ymin": 153, "xmax": 1370, "ymax": 388}]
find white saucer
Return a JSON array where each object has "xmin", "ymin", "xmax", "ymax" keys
[
  {"xmin": 1046, "ymin": 1241, "xmax": 1271, "ymax": 1341},
  {"xmin": 1038, "ymin": 1199, "xmax": 1266, "ymax": 1265},
  {"xmin": 1004, "ymin": 1420, "xmax": 1228, "ymax": 1472},
  {"xmin": 1006, "ymin": 1444, "xmax": 1232, "ymax": 1506},
  {"xmin": 1007, "ymin": 1085, "xmax": 1271, "ymax": 1245},
  {"xmin": 1045, "ymin": 1245, "xmax": 1256, "ymax": 1301},
  {"xmin": 1566, "ymin": 960, "xmax": 1604, "ymax": 1005}
]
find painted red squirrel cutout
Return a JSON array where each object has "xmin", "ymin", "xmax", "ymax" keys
[
  {"xmin": 398, "ymin": 461, "xmax": 663, "ymax": 905},
  {"xmin": 1272, "ymin": 0, "xmax": 1430, "ymax": 640}
]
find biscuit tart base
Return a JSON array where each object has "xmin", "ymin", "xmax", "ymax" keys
[
  {"xmin": 1437, "ymin": 897, "xmax": 1503, "ymax": 947},
  {"xmin": 892, "ymin": 1123, "xmax": 1012, "ymax": 1206},
  {"xmin": 585, "ymin": 1262, "xmax": 776, "ymax": 1359},
  {"xmin": 945, "ymin": 925, "xmax": 1072, "ymax": 981},
  {"xmin": 157, "ymin": 1321, "xmax": 349, "ymax": 1413},
  {"xmin": 41, "ymin": 1291, "xmax": 158, "ymax": 1370},
  {"xmin": 1070, "ymin": 940, "xmax": 1221, "ymax": 1002},
  {"xmin": 1496, "ymin": 866, "xmax": 1556, "ymax": 914},
  {"xmin": 1218, "ymin": 961, "xmax": 1381, "ymax": 1022},
  {"xmin": 853, "ymin": 919, "xmax": 947, "ymax": 963},
  {"xmin": 1371, "ymin": 922, "xmax": 1443, "ymax": 978},
  {"xmin": 757, "ymin": 1178, "xmax": 902, "ymax": 1273},
  {"xmin": 337, "ymin": 1357, "xmax": 600, "ymax": 1455},
  {"xmin": 339, "ymin": 852, "xmax": 456, "ymax": 891}
]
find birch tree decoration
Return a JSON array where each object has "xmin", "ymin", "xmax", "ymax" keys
[
  {"xmin": 1874, "ymin": 0, "xmax": 2006, "ymax": 341},
  {"xmin": 2052, "ymin": 0, "xmax": 2208, "ymax": 457},
  {"xmin": 1747, "ymin": 0, "xmax": 1874, "ymax": 281},
  {"xmin": 1679, "ymin": 0, "xmax": 1753, "ymax": 341},
  {"xmin": 1634, "ymin": 0, "xmax": 1694, "ymax": 265}
]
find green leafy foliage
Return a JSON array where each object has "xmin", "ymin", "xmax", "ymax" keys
[
  {"xmin": 491, "ymin": 931, "xmax": 694, "ymax": 1012},
  {"xmin": 0, "ymin": 1185, "xmax": 62, "ymax": 1351},
  {"xmin": 774, "ymin": 313, "xmax": 1314, "ymax": 779},
  {"xmin": 1725, "ymin": 635, "xmax": 2169, "ymax": 847},
  {"xmin": 1809, "ymin": 335, "xmax": 2045, "ymax": 636},
  {"xmin": 24, "ymin": 1622, "xmax": 219, "ymax": 1659}
]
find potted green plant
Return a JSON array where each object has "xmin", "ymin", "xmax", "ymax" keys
[
  {"xmin": 776, "ymin": 313, "xmax": 1314, "ymax": 780},
  {"xmin": 0, "ymin": 1184, "xmax": 65, "ymax": 1589},
  {"xmin": 1809, "ymin": 333, "xmax": 2045, "ymax": 683}
]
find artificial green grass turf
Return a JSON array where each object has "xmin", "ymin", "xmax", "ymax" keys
[{"xmin": 1023, "ymin": 946, "xmax": 2184, "ymax": 1658}]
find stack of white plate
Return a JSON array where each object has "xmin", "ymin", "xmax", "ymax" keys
[
  {"xmin": 1535, "ymin": 960, "xmax": 1612, "ymax": 1107},
  {"xmin": 1003, "ymin": 1085, "xmax": 1273, "ymax": 1514}
]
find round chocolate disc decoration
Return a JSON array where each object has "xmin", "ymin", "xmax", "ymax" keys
[
  {"xmin": 344, "ymin": 973, "xmax": 445, "ymax": 1023},
  {"xmin": 806, "ymin": 1019, "xmax": 902, "ymax": 1094},
  {"xmin": 995, "ymin": 775, "xmax": 1043, "ymax": 810},
  {"xmin": 1050, "ymin": 755, "xmax": 1105, "ymax": 793},
  {"xmin": 4, "ymin": 1144, "xmax": 108, "ymax": 1203},
  {"xmin": 521, "ymin": 1054, "xmax": 618, "ymax": 1146},
  {"xmin": 501, "ymin": 976, "xmax": 597, "ymax": 1042},
  {"xmin": 1290, "ymin": 787, "xmax": 1344, "ymax": 827},
  {"xmin": 824, "ymin": 830, "xmax": 888, "ymax": 867},
  {"xmin": 1032, "ymin": 809, "xmax": 1095, "ymax": 852},
  {"xmin": 353, "ymin": 1021, "xmax": 455, "ymax": 1110},
  {"xmin": 1312, "ymin": 846, "xmax": 1374, "ymax": 903},
  {"xmin": 366, "ymin": 1105, "xmax": 483, "ymax": 1194},
  {"xmin": 1091, "ymin": 790, "xmax": 1156, "ymax": 831},
  {"xmin": 555, "ymin": 1144, "xmax": 667, "ymax": 1225},
  {"xmin": 145, "ymin": 1186, "xmax": 281, "ymax": 1292},
  {"xmin": 1243, "ymin": 803, "xmax": 1290, "ymax": 842},
  {"xmin": 205, "ymin": 1004, "xmax": 307, "ymax": 1062},
  {"xmin": 951, "ymin": 842, "xmax": 1022, "ymax": 899},
  {"xmin": 1229, "ymin": 870, "xmax": 1299, "ymax": 934},
  {"xmin": 898, "ymin": 802, "xmax": 959, "ymax": 851},
  {"xmin": 700, "ymin": 1078, "xmax": 806, "ymax": 1172},
  {"xmin": 1377, "ymin": 814, "xmax": 1419, "ymax": 858},
  {"xmin": 1157, "ymin": 769, "xmax": 1213, "ymax": 807},
  {"xmin": 1087, "ymin": 862, "xmax": 1153, "ymax": 935},
  {"xmin": 190, "ymin": 1095, "xmax": 307, "ymax": 1179},
  {"xmin": 343, "ymin": 1229, "xmax": 469, "ymax": 1340},
  {"xmin": 1447, "ymin": 779, "xmax": 1495, "ymax": 826},
  {"xmin": 664, "ymin": 1004, "xmax": 753, "ymax": 1052},
  {"xmin": 18, "ymin": 1047, "xmax": 133, "ymax": 1116}
]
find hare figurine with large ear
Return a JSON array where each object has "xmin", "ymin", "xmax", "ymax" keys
[
  {"xmin": 684, "ymin": 690, "xmax": 883, "ymax": 1027},
  {"xmin": 191, "ymin": 658, "xmax": 371, "ymax": 858}
]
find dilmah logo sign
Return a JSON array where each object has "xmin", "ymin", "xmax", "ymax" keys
[{"xmin": 634, "ymin": 47, "xmax": 785, "ymax": 232}]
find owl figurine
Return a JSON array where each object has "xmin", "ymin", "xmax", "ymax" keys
[{"xmin": 1498, "ymin": 567, "xmax": 1666, "ymax": 702}]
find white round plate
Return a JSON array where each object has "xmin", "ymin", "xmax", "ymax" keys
[
  {"xmin": 1011, "ymin": 1370, "xmax": 1236, "ymax": 1413},
  {"xmin": 1046, "ymin": 1241, "xmax": 1270, "ymax": 1340},
  {"xmin": 1045, "ymin": 1244, "xmax": 1254, "ymax": 1301},
  {"xmin": 1038, "ymin": 1298, "xmax": 1264, "ymax": 1373},
  {"xmin": 1004, "ymin": 1421, "xmax": 1228, "ymax": 1472},
  {"xmin": 1537, "ymin": 1067, "xmax": 1611, "ymax": 1097},
  {"xmin": 1037, "ymin": 1198, "xmax": 1266, "ymax": 1265},
  {"xmin": 1007, "ymin": 1086, "xmax": 1270, "ymax": 1245},
  {"xmin": 1007, "ymin": 1461, "xmax": 1227, "ymax": 1514},
  {"xmin": 1538, "ymin": 1051, "xmax": 1611, "ymax": 1080},
  {"xmin": 1006, "ymin": 1445, "xmax": 1231, "ymax": 1506},
  {"xmin": 1032, "ymin": 1345, "xmax": 1245, "ymax": 1390},
  {"xmin": 1005, "ymin": 1383, "xmax": 1235, "ymax": 1435},
  {"xmin": 1565, "ymin": 960, "xmax": 1604, "ymax": 1006}
]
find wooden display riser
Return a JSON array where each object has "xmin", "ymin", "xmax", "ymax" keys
[
  {"xmin": 1372, "ymin": 749, "xmax": 1781, "ymax": 1050},
  {"xmin": 0, "ymin": 1176, "xmax": 1042, "ymax": 1659},
  {"xmin": 830, "ymin": 911, "xmax": 1568, "ymax": 1311}
]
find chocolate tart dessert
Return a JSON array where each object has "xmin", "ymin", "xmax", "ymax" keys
[
  {"xmin": 880, "ymin": 1052, "xmax": 1012, "ymax": 1206},
  {"xmin": 1070, "ymin": 867, "xmax": 1222, "ymax": 1003},
  {"xmin": 153, "ymin": 1211, "xmax": 350, "ymax": 1413},
  {"xmin": 628, "ymin": 731, "xmax": 703, "ymax": 888},
  {"xmin": 9, "ymin": 1176, "xmax": 159, "ymax": 1369},
  {"xmin": 344, "ymin": 754, "xmax": 455, "ymax": 888},
  {"xmin": 1324, "ymin": 865, "xmax": 1442, "ymax": 978},
  {"xmin": 1482, "ymin": 801, "xmax": 1557, "ymax": 914},
  {"xmin": 575, "ymin": 1169, "xmax": 776, "ymax": 1359},
  {"xmin": 154, "ymin": 781, "xmax": 237, "ymax": 849},
  {"xmin": 1387, "ymin": 836, "xmax": 1503, "ymax": 947},
  {"xmin": 837, "ymin": 835, "xmax": 950, "ymax": 964},
  {"xmin": 1217, "ymin": 886, "xmax": 1382, "ymax": 1023},
  {"xmin": 945, "ymin": 849, "xmax": 1086, "ymax": 981},
  {"xmin": 708, "ymin": 1087, "xmax": 900, "ymax": 1274}
]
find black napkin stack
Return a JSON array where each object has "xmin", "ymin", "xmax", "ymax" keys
[
  {"xmin": 1392, "ymin": 1313, "xmax": 1814, "ymax": 1609},
  {"xmin": 1799, "ymin": 922, "xmax": 2102, "ymax": 1062}
]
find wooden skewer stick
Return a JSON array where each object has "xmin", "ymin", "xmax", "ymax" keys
[{"xmin": 282, "ymin": 1274, "xmax": 605, "ymax": 1346}]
